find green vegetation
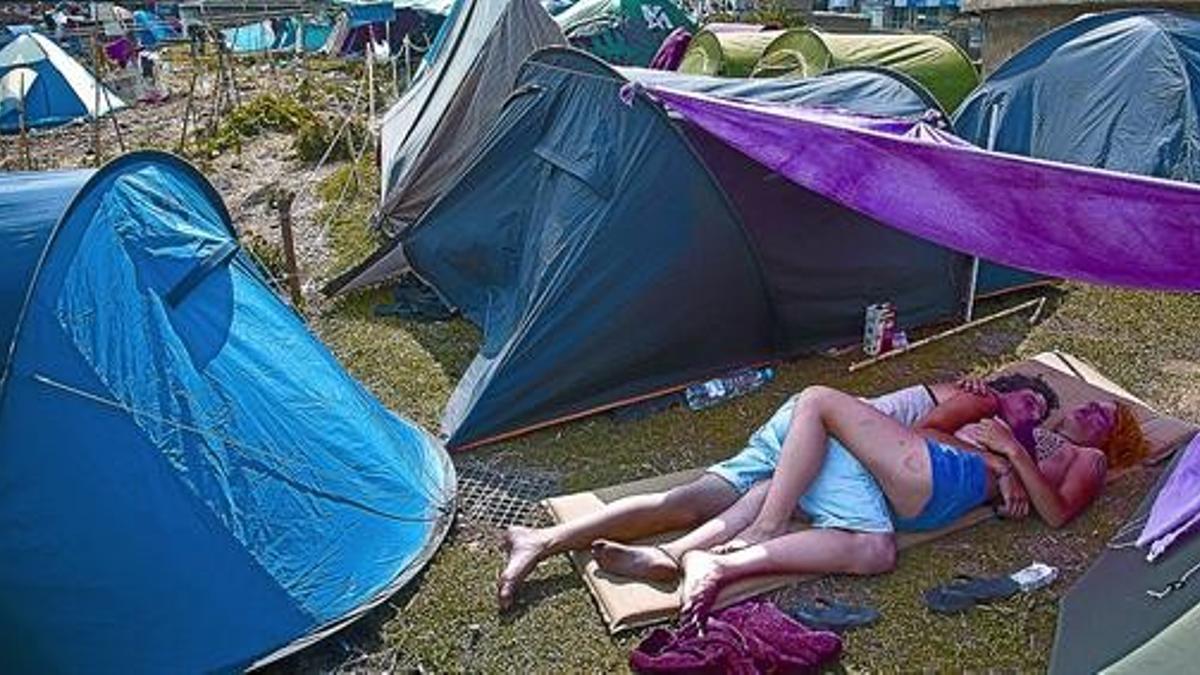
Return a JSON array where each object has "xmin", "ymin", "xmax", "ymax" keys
[
  {"xmin": 191, "ymin": 91, "xmax": 365, "ymax": 164},
  {"xmin": 266, "ymin": 91, "xmax": 1200, "ymax": 673}
]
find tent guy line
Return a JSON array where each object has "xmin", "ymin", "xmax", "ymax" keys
[{"xmin": 31, "ymin": 372, "xmax": 453, "ymax": 521}]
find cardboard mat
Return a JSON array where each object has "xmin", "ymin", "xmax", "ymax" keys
[{"xmin": 544, "ymin": 352, "xmax": 1197, "ymax": 633}]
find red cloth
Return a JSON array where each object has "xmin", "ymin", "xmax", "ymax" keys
[{"xmin": 630, "ymin": 601, "xmax": 843, "ymax": 674}]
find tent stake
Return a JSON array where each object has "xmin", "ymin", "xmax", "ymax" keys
[
  {"xmin": 276, "ymin": 190, "xmax": 304, "ymax": 309},
  {"xmin": 848, "ymin": 297, "xmax": 1046, "ymax": 373}
]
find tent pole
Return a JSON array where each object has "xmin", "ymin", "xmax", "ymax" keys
[
  {"xmin": 367, "ymin": 26, "xmax": 376, "ymax": 125},
  {"xmin": 850, "ymin": 297, "xmax": 1045, "ymax": 373},
  {"xmin": 178, "ymin": 45, "xmax": 200, "ymax": 153},
  {"xmin": 91, "ymin": 34, "xmax": 102, "ymax": 167},
  {"xmin": 19, "ymin": 71, "xmax": 31, "ymax": 170},
  {"xmin": 966, "ymin": 102, "xmax": 1004, "ymax": 322}
]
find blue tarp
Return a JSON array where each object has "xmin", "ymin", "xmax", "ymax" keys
[
  {"xmin": 345, "ymin": 1, "xmax": 397, "ymax": 28},
  {"xmin": 0, "ymin": 152, "xmax": 455, "ymax": 673},
  {"xmin": 955, "ymin": 9, "xmax": 1200, "ymax": 295}
]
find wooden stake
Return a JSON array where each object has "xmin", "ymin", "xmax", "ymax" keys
[
  {"xmin": 848, "ymin": 297, "xmax": 1046, "ymax": 373},
  {"xmin": 178, "ymin": 60, "xmax": 200, "ymax": 153},
  {"xmin": 91, "ymin": 34, "xmax": 102, "ymax": 166},
  {"xmin": 276, "ymin": 190, "xmax": 303, "ymax": 308},
  {"xmin": 18, "ymin": 71, "xmax": 30, "ymax": 170}
]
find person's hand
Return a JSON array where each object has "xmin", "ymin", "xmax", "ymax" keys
[
  {"xmin": 974, "ymin": 418, "xmax": 1021, "ymax": 458},
  {"xmin": 956, "ymin": 376, "xmax": 991, "ymax": 397},
  {"xmin": 997, "ymin": 470, "xmax": 1030, "ymax": 519}
]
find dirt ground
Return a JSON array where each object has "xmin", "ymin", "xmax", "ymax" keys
[{"xmin": 16, "ymin": 48, "xmax": 1200, "ymax": 674}]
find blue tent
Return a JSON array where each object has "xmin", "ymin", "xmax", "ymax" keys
[
  {"xmin": 0, "ymin": 152, "xmax": 455, "ymax": 673},
  {"xmin": 954, "ymin": 9, "xmax": 1200, "ymax": 295},
  {"xmin": 0, "ymin": 33, "xmax": 125, "ymax": 133},
  {"xmin": 223, "ymin": 20, "xmax": 276, "ymax": 53}
]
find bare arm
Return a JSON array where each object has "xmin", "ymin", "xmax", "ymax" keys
[
  {"xmin": 974, "ymin": 420, "xmax": 1106, "ymax": 528},
  {"xmin": 915, "ymin": 390, "xmax": 999, "ymax": 436}
]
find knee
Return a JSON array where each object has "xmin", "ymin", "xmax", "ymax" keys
[
  {"xmin": 846, "ymin": 534, "xmax": 896, "ymax": 575},
  {"xmin": 659, "ymin": 481, "xmax": 719, "ymax": 525},
  {"xmin": 793, "ymin": 385, "xmax": 837, "ymax": 410}
]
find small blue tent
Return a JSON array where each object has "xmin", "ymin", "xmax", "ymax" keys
[
  {"xmin": 0, "ymin": 152, "xmax": 455, "ymax": 673},
  {"xmin": 954, "ymin": 9, "xmax": 1200, "ymax": 295},
  {"xmin": 0, "ymin": 32, "xmax": 125, "ymax": 133}
]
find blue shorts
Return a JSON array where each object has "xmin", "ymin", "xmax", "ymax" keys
[
  {"xmin": 707, "ymin": 396, "xmax": 895, "ymax": 534},
  {"xmin": 892, "ymin": 440, "xmax": 988, "ymax": 532}
]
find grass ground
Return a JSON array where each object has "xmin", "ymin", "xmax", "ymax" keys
[{"xmin": 268, "ymin": 174, "xmax": 1200, "ymax": 672}]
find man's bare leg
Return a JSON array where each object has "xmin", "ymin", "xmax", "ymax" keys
[
  {"xmin": 730, "ymin": 386, "xmax": 933, "ymax": 548},
  {"xmin": 679, "ymin": 529, "xmax": 897, "ymax": 620},
  {"xmin": 498, "ymin": 474, "xmax": 739, "ymax": 610},
  {"xmin": 593, "ymin": 480, "xmax": 771, "ymax": 581}
]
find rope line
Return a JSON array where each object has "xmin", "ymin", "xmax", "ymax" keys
[{"xmin": 33, "ymin": 373, "xmax": 452, "ymax": 521}]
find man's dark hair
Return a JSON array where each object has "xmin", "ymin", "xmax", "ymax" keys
[{"xmin": 987, "ymin": 373, "xmax": 1060, "ymax": 421}]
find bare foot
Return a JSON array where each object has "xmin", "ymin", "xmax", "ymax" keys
[
  {"xmin": 679, "ymin": 550, "xmax": 729, "ymax": 623},
  {"xmin": 592, "ymin": 540, "xmax": 680, "ymax": 582},
  {"xmin": 497, "ymin": 526, "xmax": 552, "ymax": 612},
  {"xmin": 712, "ymin": 523, "xmax": 786, "ymax": 554}
]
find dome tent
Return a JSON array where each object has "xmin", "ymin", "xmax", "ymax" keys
[
  {"xmin": 0, "ymin": 32, "xmax": 125, "ymax": 133},
  {"xmin": 557, "ymin": 0, "xmax": 695, "ymax": 66},
  {"xmin": 678, "ymin": 27, "xmax": 783, "ymax": 77},
  {"xmin": 954, "ymin": 9, "xmax": 1200, "ymax": 296},
  {"xmin": 753, "ymin": 28, "xmax": 978, "ymax": 112},
  {"xmin": 0, "ymin": 152, "xmax": 455, "ymax": 673},
  {"xmin": 382, "ymin": 48, "xmax": 970, "ymax": 448}
]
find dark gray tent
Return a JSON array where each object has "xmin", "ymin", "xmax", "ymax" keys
[
  {"xmin": 954, "ymin": 9, "xmax": 1200, "ymax": 296},
  {"xmin": 391, "ymin": 48, "xmax": 970, "ymax": 449},
  {"xmin": 374, "ymin": 0, "xmax": 563, "ymax": 241},
  {"xmin": 1050, "ymin": 445, "xmax": 1200, "ymax": 673}
]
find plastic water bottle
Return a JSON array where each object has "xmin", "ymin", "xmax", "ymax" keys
[
  {"xmin": 1010, "ymin": 562, "xmax": 1058, "ymax": 592},
  {"xmin": 685, "ymin": 366, "xmax": 776, "ymax": 411}
]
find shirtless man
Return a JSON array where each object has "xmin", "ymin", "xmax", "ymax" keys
[
  {"xmin": 497, "ymin": 374, "xmax": 1058, "ymax": 611},
  {"xmin": 632, "ymin": 388, "xmax": 1147, "ymax": 620}
]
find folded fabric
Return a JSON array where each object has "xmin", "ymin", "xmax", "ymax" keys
[
  {"xmin": 1137, "ymin": 434, "xmax": 1200, "ymax": 561},
  {"xmin": 630, "ymin": 600, "xmax": 842, "ymax": 674}
]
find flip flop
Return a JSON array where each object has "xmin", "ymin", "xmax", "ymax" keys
[
  {"xmin": 923, "ymin": 574, "xmax": 1020, "ymax": 615},
  {"xmin": 789, "ymin": 597, "xmax": 880, "ymax": 632}
]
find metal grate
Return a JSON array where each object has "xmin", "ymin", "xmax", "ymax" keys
[{"xmin": 455, "ymin": 462, "xmax": 558, "ymax": 528}]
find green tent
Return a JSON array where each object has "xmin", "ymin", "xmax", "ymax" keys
[
  {"xmin": 679, "ymin": 28, "xmax": 784, "ymax": 77},
  {"xmin": 556, "ymin": 0, "xmax": 695, "ymax": 66},
  {"xmin": 753, "ymin": 29, "xmax": 978, "ymax": 111}
]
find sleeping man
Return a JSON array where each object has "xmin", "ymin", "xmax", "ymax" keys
[{"xmin": 497, "ymin": 374, "xmax": 1064, "ymax": 612}]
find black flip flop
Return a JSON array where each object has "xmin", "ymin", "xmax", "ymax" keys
[
  {"xmin": 923, "ymin": 574, "xmax": 1020, "ymax": 615},
  {"xmin": 789, "ymin": 597, "xmax": 880, "ymax": 632}
]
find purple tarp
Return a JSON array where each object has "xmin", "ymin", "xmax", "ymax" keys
[
  {"xmin": 647, "ymin": 87, "xmax": 1200, "ymax": 292},
  {"xmin": 1138, "ymin": 435, "xmax": 1200, "ymax": 561},
  {"xmin": 649, "ymin": 27, "xmax": 690, "ymax": 71}
]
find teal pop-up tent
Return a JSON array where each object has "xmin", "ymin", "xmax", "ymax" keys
[{"xmin": 0, "ymin": 152, "xmax": 455, "ymax": 673}]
